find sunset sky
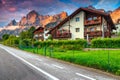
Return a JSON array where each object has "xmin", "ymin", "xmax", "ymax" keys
[{"xmin": 0, "ymin": 0, "xmax": 120, "ymax": 27}]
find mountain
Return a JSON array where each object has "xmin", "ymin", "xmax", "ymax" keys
[
  {"xmin": 110, "ymin": 7, "xmax": 120, "ymax": 24},
  {"xmin": 19, "ymin": 10, "xmax": 67, "ymax": 28},
  {"xmin": 39, "ymin": 11, "xmax": 67, "ymax": 27},
  {"xmin": 7, "ymin": 19, "xmax": 17, "ymax": 26},
  {"xmin": 0, "ymin": 19, "xmax": 19, "ymax": 31},
  {"xmin": 19, "ymin": 10, "xmax": 40, "ymax": 27},
  {"xmin": 0, "ymin": 10, "xmax": 68, "ymax": 38}
]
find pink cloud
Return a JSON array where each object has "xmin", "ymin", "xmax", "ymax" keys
[
  {"xmin": 35, "ymin": 0, "xmax": 54, "ymax": 3},
  {"xmin": 8, "ymin": 7, "xmax": 17, "ymax": 12},
  {"xmin": 1, "ymin": 0, "xmax": 6, "ymax": 4}
]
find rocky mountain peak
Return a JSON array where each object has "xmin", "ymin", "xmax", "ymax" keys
[
  {"xmin": 110, "ymin": 6, "xmax": 120, "ymax": 23},
  {"xmin": 115, "ymin": 7, "xmax": 120, "ymax": 11},
  {"xmin": 7, "ymin": 19, "xmax": 17, "ymax": 26},
  {"xmin": 27, "ymin": 10, "xmax": 39, "ymax": 18},
  {"xmin": 19, "ymin": 16, "xmax": 27, "ymax": 26},
  {"xmin": 19, "ymin": 10, "xmax": 68, "ymax": 27},
  {"xmin": 24, "ymin": 10, "xmax": 40, "ymax": 26},
  {"xmin": 58, "ymin": 11, "xmax": 68, "ymax": 20}
]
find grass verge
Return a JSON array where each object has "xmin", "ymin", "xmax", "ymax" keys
[{"xmin": 22, "ymin": 47, "xmax": 120, "ymax": 76}]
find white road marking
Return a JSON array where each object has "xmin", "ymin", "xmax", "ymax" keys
[
  {"xmin": 76, "ymin": 73, "xmax": 96, "ymax": 80},
  {"xmin": 52, "ymin": 64, "xmax": 64, "ymax": 69},
  {"xmin": 0, "ymin": 46, "xmax": 59, "ymax": 80}
]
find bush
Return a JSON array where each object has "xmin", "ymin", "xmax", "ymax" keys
[
  {"xmin": 20, "ymin": 39, "xmax": 32, "ymax": 47},
  {"xmin": 91, "ymin": 38, "xmax": 120, "ymax": 48}
]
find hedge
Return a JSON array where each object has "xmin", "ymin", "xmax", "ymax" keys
[
  {"xmin": 3, "ymin": 36, "xmax": 19, "ymax": 47},
  {"xmin": 91, "ymin": 38, "xmax": 120, "ymax": 48},
  {"xmin": 34, "ymin": 39, "xmax": 87, "ymax": 50},
  {"xmin": 19, "ymin": 39, "xmax": 32, "ymax": 47}
]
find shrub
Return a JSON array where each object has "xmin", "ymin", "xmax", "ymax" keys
[
  {"xmin": 91, "ymin": 38, "xmax": 120, "ymax": 48},
  {"xmin": 3, "ymin": 35, "xmax": 19, "ymax": 47},
  {"xmin": 20, "ymin": 39, "xmax": 32, "ymax": 47}
]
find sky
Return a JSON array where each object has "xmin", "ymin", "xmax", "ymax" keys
[{"xmin": 0, "ymin": 0, "xmax": 120, "ymax": 27}]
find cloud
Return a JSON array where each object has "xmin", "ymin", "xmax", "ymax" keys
[
  {"xmin": 71, "ymin": 0, "xmax": 98, "ymax": 7},
  {"xmin": 95, "ymin": 0, "xmax": 120, "ymax": 11},
  {"xmin": 7, "ymin": 7, "xmax": 17, "ymax": 12},
  {"xmin": 0, "ymin": 0, "xmax": 120, "ymax": 27}
]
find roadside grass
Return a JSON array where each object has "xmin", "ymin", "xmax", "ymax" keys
[{"xmin": 23, "ymin": 47, "xmax": 120, "ymax": 76}]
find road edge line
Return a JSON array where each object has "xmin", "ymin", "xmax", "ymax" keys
[
  {"xmin": 0, "ymin": 46, "xmax": 59, "ymax": 80},
  {"xmin": 76, "ymin": 73, "xmax": 96, "ymax": 80}
]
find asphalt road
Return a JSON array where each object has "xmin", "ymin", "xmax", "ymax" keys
[
  {"xmin": 0, "ymin": 44, "xmax": 119, "ymax": 80},
  {"xmin": 0, "ymin": 47, "xmax": 47, "ymax": 80}
]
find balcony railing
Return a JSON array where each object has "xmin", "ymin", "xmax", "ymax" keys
[
  {"xmin": 84, "ymin": 31, "xmax": 102, "ymax": 37},
  {"xmin": 34, "ymin": 34, "xmax": 44, "ymax": 39},
  {"xmin": 84, "ymin": 31, "xmax": 110, "ymax": 37},
  {"xmin": 84, "ymin": 19, "xmax": 101, "ymax": 26},
  {"xmin": 54, "ymin": 32, "xmax": 71, "ymax": 39}
]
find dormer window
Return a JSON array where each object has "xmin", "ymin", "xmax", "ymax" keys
[{"xmin": 76, "ymin": 17, "xmax": 80, "ymax": 22}]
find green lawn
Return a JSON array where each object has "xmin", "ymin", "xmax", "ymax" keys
[{"xmin": 22, "ymin": 47, "xmax": 120, "ymax": 76}]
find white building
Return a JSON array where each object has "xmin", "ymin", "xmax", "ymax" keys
[
  {"xmin": 48, "ymin": 7, "xmax": 115, "ymax": 41},
  {"xmin": 33, "ymin": 27, "xmax": 51, "ymax": 41},
  {"xmin": 114, "ymin": 19, "xmax": 120, "ymax": 33}
]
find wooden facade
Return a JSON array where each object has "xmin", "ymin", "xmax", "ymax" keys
[
  {"xmin": 33, "ymin": 27, "xmax": 44, "ymax": 41},
  {"xmin": 54, "ymin": 29, "xmax": 71, "ymax": 39},
  {"xmin": 84, "ymin": 13, "xmax": 111, "ymax": 41}
]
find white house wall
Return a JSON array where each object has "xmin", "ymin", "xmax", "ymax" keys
[
  {"xmin": 59, "ymin": 11, "xmax": 85, "ymax": 40},
  {"xmin": 44, "ymin": 30, "xmax": 50, "ymax": 41},
  {"xmin": 113, "ymin": 23, "xmax": 120, "ymax": 33}
]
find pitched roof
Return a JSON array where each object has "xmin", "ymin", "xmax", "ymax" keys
[
  {"xmin": 33, "ymin": 27, "xmax": 44, "ymax": 33},
  {"xmin": 48, "ymin": 7, "xmax": 116, "ymax": 34}
]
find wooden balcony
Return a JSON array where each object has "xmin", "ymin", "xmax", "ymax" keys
[
  {"xmin": 84, "ymin": 31, "xmax": 110, "ymax": 37},
  {"xmin": 84, "ymin": 31, "xmax": 102, "ymax": 37},
  {"xmin": 84, "ymin": 19, "xmax": 101, "ymax": 26},
  {"xmin": 54, "ymin": 32, "xmax": 71, "ymax": 39}
]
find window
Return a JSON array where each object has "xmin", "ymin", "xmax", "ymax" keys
[
  {"xmin": 45, "ymin": 29, "xmax": 47, "ymax": 31},
  {"xmin": 76, "ymin": 17, "xmax": 80, "ymax": 22},
  {"xmin": 104, "ymin": 26, "xmax": 107, "ymax": 31},
  {"xmin": 90, "ymin": 27, "xmax": 94, "ymax": 31},
  {"xmin": 87, "ymin": 17, "xmax": 92, "ymax": 20},
  {"xmin": 93, "ymin": 17, "xmax": 97, "ymax": 20},
  {"xmin": 76, "ymin": 38, "xmax": 80, "ymax": 40},
  {"xmin": 76, "ymin": 28, "xmax": 80, "ymax": 32}
]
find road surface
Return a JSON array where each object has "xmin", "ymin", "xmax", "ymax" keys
[{"xmin": 0, "ymin": 44, "xmax": 119, "ymax": 80}]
